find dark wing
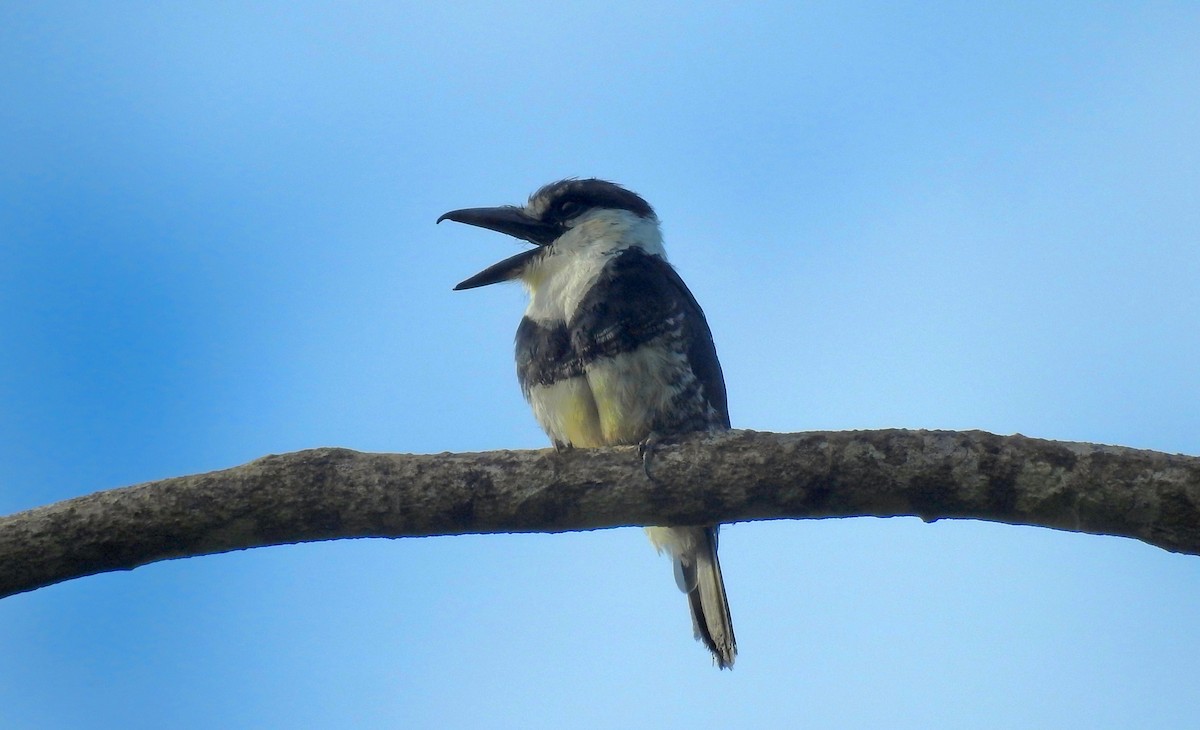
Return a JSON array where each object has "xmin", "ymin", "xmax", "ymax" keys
[
  {"xmin": 654, "ymin": 255, "xmax": 730, "ymax": 429},
  {"xmin": 570, "ymin": 248, "xmax": 729, "ymax": 429}
]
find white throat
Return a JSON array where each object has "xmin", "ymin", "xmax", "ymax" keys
[{"xmin": 521, "ymin": 208, "xmax": 666, "ymax": 323}]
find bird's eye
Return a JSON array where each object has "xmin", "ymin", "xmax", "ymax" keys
[{"xmin": 557, "ymin": 200, "xmax": 583, "ymax": 220}]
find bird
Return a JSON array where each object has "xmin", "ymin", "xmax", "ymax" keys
[{"xmin": 438, "ymin": 178, "xmax": 736, "ymax": 668}]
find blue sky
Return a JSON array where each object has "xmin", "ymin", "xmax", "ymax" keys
[{"xmin": 2, "ymin": 3, "xmax": 1199, "ymax": 728}]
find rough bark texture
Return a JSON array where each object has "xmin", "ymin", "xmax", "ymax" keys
[{"xmin": 2, "ymin": 429, "xmax": 1199, "ymax": 599}]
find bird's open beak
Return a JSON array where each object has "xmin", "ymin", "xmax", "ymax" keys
[{"xmin": 437, "ymin": 206, "xmax": 561, "ymax": 290}]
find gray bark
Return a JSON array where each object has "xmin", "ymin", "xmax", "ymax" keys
[{"xmin": 2, "ymin": 429, "xmax": 1198, "ymax": 599}]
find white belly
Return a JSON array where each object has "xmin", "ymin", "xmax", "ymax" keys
[
  {"xmin": 527, "ymin": 376, "xmax": 605, "ymax": 448},
  {"xmin": 526, "ymin": 345, "xmax": 685, "ymax": 448}
]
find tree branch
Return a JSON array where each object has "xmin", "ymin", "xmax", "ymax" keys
[{"xmin": 3, "ymin": 429, "xmax": 1198, "ymax": 599}]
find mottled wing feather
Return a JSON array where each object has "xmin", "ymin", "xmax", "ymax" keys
[{"xmin": 653, "ymin": 257, "xmax": 730, "ymax": 429}]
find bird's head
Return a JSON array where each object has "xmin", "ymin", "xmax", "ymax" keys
[{"xmin": 438, "ymin": 178, "xmax": 660, "ymax": 291}]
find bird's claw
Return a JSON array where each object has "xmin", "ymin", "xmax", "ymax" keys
[{"xmin": 638, "ymin": 432, "xmax": 663, "ymax": 481}]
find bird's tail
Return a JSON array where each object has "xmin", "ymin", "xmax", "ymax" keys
[{"xmin": 646, "ymin": 525, "xmax": 737, "ymax": 669}]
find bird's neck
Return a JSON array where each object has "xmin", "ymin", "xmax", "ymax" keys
[{"xmin": 521, "ymin": 210, "xmax": 665, "ymax": 323}]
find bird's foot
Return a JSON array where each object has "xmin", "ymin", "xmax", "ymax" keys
[{"xmin": 638, "ymin": 431, "xmax": 663, "ymax": 481}]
